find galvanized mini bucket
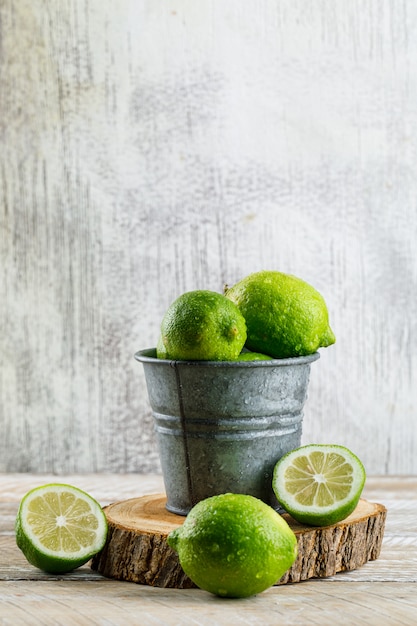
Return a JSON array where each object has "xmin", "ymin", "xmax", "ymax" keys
[{"xmin": 135, "ymin": 348, "xmax": 319, "ymax": 515}]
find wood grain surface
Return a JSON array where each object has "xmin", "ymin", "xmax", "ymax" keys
[
  {"xmin": 0, "ymin": 474, "xmax": 416, "ymax": 626},
  {"xmin": 90, "ymin": 495, "xmax": 387, "ymax": 587},
  {"xmin": 1, "ymin": 1, "xmax": 417, "ymax": 474}
]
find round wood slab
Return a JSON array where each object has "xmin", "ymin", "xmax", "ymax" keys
[{"xmin": 91, "ymin": 494, "xmax": 386, "ymax": 588}]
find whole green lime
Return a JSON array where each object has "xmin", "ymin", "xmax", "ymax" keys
[
  {"xmin": 167, "ymin": 493, "xmax": 297, "ymax": 598},
  {"xmin": 236, "ymin": 351, "xmax": 273, "ymax": 361},
  {"xmin": 225, "ymin": 270, "xmax": 335, "ymax": 358},
  {"xmin": 156, "ymin": 334, "xmax": 168, "ymax": 359},
  {"xmin": 158, "ymin": 290, "xmax": 247, "ymax": 361}
]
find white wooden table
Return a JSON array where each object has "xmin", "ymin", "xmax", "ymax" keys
[{"xmin": 1, "ymin": 474, "xmax": 416, "ymax": 625}]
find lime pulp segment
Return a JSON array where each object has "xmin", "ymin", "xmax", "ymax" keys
[{"xmin": 285, "ymin": 450, "xmax": 355, "ymax": 507}]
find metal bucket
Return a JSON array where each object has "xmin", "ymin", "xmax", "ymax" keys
[{"xmin": 135, "ymin": 348, "xmax": 319, "ymax": 515}]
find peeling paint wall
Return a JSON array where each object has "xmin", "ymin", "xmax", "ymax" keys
[{"xmin": 1, "ymin": 0, "xmax": 416, "ymax": 473}]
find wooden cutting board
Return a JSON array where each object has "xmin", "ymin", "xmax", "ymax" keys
[{"xmin": 91, "ymin": 494, "xmax": 386, "ymax": 588}]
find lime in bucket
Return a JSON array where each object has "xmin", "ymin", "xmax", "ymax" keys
[{"xmin": 135, "ymin": 349, "xmax": 319, "ymax": 515}]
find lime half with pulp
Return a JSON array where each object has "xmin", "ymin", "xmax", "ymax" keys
[
  {"xmin": 15, "ymin": 483, "xmax": 108, "ymax": 573},
  {"xmin": 272, "ymin": 444, "xmax": 366, "ymax": 527}
]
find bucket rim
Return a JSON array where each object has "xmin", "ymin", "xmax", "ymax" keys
[{"xmin": 134, "ymin": 348, "xmax": 320, "ymax": 367}]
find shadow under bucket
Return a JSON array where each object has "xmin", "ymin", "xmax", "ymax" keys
[{"xmin": 135, "ymin": 348, "xmax": 319, "ymax": 515}]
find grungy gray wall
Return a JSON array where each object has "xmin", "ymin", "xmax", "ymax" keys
[{"xmin": 1, "ymin": 0, "xmax": 416, "ymax": 474}]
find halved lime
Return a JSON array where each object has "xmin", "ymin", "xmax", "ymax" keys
[
  {"xmin": 272, "ymin": 444, "xmax": 366, "ymax": 527},
  {"xmin": 15, "ymin": 483, "xmax": 108, "ymax": 573}
]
